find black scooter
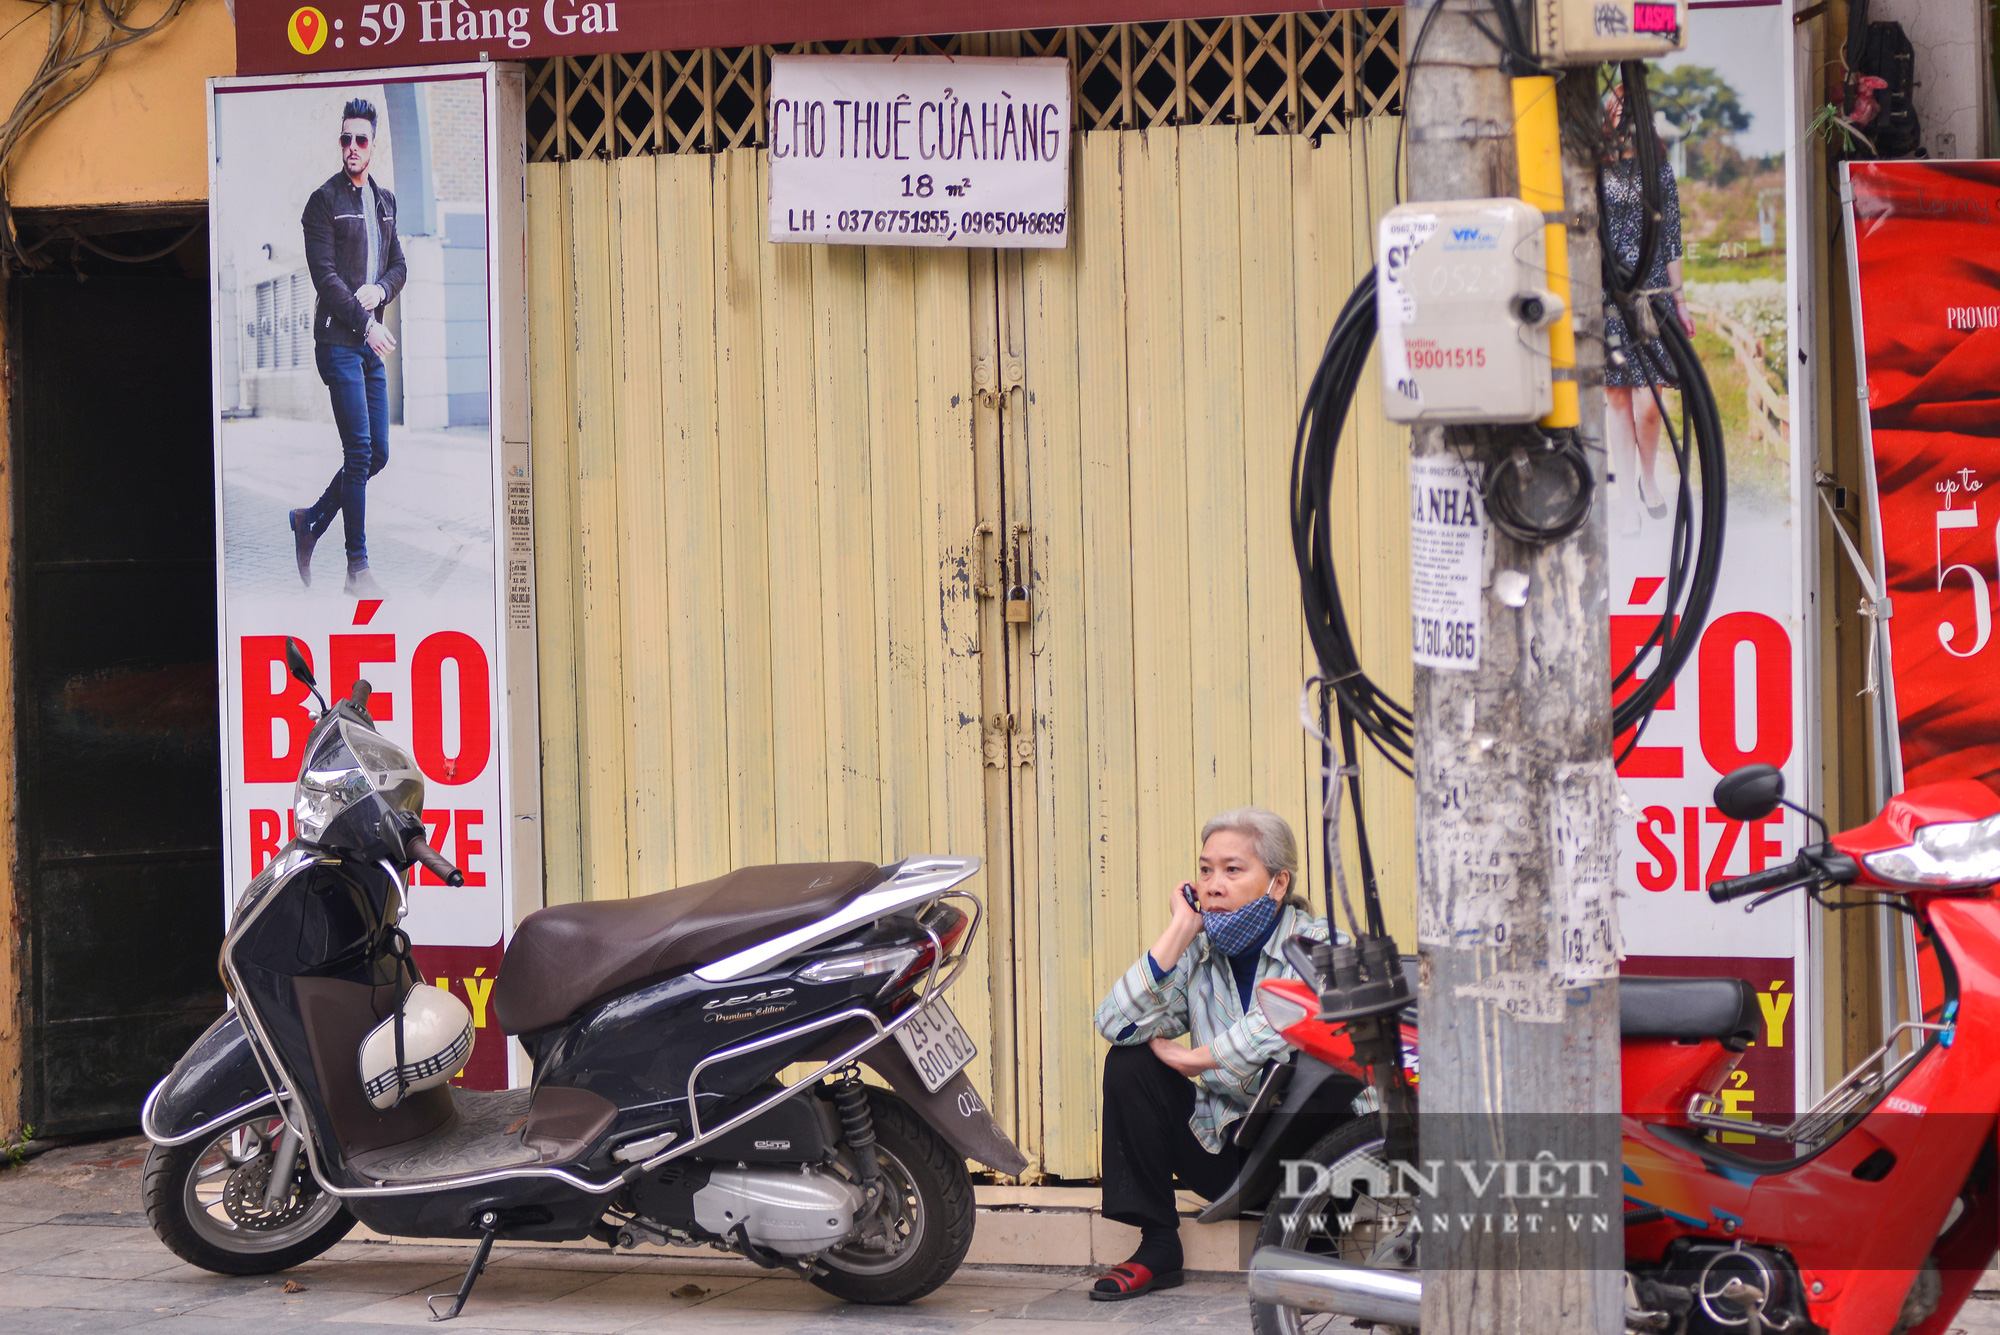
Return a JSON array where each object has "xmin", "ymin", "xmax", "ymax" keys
[{"xmin": 142, "ymin": 641, "xmax": 1024, "ymax": 1319}]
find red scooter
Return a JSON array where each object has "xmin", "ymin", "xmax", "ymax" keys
[{"xmin": 1243, "ymin": 763, "xmax": 2000, "ymax": 1335}]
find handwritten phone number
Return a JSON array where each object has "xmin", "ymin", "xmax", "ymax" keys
[
  {"xmin": 1413, "ymin": 615, "xmax": 1477, "ymax": 662},
  {"xmin": 830, "ymin": 208, "xmax": 1068, "ymax": 239}
]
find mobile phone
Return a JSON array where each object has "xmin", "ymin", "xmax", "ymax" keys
[{"xmin": 1181, "ymin": 882, "xmax": 1199, "ymax": 910}]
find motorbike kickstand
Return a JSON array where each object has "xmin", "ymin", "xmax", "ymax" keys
[{"xmin": 427, "ymin": 1211, "xmax": 500, "ymax": 1321}]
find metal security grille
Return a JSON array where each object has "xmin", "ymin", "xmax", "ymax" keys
[
  {"xmin": 525, "ymin": 10, "xmax": 1405, "ymax": 162},
  {"xmin": 254, "ymin": 281, "xmax": 273, "ymax": 368},
  {"xmin": 251, "ymin": 271, "xmax": 314, "ymax": 370}
]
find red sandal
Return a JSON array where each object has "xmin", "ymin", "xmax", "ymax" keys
[{"xmin": 1089, "ymin": 1262, "xmax": 1186, "ymax": 1301}]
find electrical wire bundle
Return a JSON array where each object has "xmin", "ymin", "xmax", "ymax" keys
[
  {"xmin": 1, "ymin": 0, "xmax": 193, "ymax": 268},
  {"xmin": 1596, "ymin": 60, "xmax": 1728, "ymax": 749},
  {"xmin": 1291, "ymin": 270, "xmax": 1411, "ymax": 773},
  {"xmin": 1290, "ymin": 62, "xmax": 1729, "ymax": 779},
  {"xmin": 1290, "ymin": 272, "xmax": 1398, "ymax": 927}
]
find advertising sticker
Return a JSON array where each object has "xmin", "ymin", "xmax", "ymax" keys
[
  {"xmin": 208, "ymin": 64, "xmax": 535, "ymax": 1089},
  {"xmin": 1408, "ymin": 454, "xmax": 1484, "ymax": 672},
  {"xmin": 1605, "ymin": 1, "xmax": 1808, "ymax": 1121}
]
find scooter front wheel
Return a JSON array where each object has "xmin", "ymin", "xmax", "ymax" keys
[
  {"xmin": 143, "ymin": 1110, "xmax": 355, "ymax": 1274},
  {"xmin": 809, "ymin": 1088, "xmax": 975, "ymax": 1305},
  {"xmin": 1251, "ymin": 1119, "xmax": 1416, "ymax": 1335}
]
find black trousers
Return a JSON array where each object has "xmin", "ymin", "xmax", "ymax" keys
[{"xmin": 1099, "ymin": 1043, "xmax": 1241, "ymax": 1234}]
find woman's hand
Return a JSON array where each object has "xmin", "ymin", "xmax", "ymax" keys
[
  {"xmin": 1666, "ymin": 260, "xmax": 1694, "ymax": 338},
  {"xmin": 1148, "ymin": 883, "xmax": 1203, "ymax": 976},
  {"xmin": 1149, "ymin": 1037, "xmax": 1218, "ymax": 1077}
]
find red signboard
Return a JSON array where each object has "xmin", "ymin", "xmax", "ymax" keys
[
  {"xmin": 237, "ymin": 0, "xmax": 1384, "ymax": 76},
  {"xmin": 1846, "ymin": 162, "xmax": 2000, "ymax": 792}
]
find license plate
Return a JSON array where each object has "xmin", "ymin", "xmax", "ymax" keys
[{"xmin": 894, "ymin": 998, "xmax": 978, "ymax": 1093}]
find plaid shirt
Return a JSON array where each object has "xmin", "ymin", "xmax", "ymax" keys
[{"xmin": 1094, "ymin": 899, "xmax": 1331, "ymax": 1153}]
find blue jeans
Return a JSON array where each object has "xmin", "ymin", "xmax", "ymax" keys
[{"xmin": 308, "ymin": 342, "xmax": 389, "ymax": 569}]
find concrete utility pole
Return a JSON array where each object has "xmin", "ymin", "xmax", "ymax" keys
[{"xmin": 1403, "ymin": 1, "xmax": 1623, "ymax": 1331}]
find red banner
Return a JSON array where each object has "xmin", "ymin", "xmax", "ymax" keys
[
  {"xmin": 1847, "ymin": 162, "xmax": 2000, "ymax": 792},
  {"xmin": 236, "ymin": 0, "xmax": 1380, "ymax": 77}
]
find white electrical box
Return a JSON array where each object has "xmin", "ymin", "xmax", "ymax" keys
[
  {"xmin": 1377, "ymin": 199, "xmax": 1564, "ymax": 426},
  {"xmin": 1534, "ymin": 0, "xmax": 1686, "ymax": 63}
]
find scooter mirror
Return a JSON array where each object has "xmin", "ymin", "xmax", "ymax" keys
[
  {"xmin": 1714, "ymin": 763, "xmax": 1784, "ymax": 823},
  {"xmin": 283, "ymin": 637, "xmax": 316, "ymax": 689}
]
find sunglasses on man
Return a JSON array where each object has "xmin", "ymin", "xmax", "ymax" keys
[{"xmin": 340, "ymin": 132, "xmax": 371, "ymax": 147}]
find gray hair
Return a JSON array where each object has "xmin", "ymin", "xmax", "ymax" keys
[{"xmin": 1199, "ymin": 806, "xmax": 1299, "ymax": 883}]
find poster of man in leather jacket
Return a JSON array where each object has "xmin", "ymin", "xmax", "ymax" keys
[
  {"xmin": 290, "ymin": 96, "xmax": 408, "ymax": 599},
  {"xmin": 210, "ymin": 76, "xmax": 495, "ymax": 607}
]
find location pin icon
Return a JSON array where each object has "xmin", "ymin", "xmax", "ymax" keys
[{"xmin": 296, "ymin": 9, "xmax": 317, "ymax": 46}]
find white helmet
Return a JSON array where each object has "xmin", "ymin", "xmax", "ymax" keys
[{"xmin": 358, "ymin": 984, "xmax": 474, "ymax": 1110}]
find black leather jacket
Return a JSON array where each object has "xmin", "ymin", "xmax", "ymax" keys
[{"xmin": 302, "ymin": 171, "xmax": 408, "ymax": 348}]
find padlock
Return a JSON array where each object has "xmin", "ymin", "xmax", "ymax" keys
[{"xmin": 1004, "ymin": 586, "xmax": 1031, "ymax": 623}]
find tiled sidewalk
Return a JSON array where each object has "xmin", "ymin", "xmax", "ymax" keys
[
  {"xmin": 0, "ymin": 1138, "xmax": 1266, "ymax": 1335},
  {"xmin": 11, "ymin": 1135, "xmax": 2000, "ymax": 1334},
  {"xmin": 0, "ymin": 1225, "xmax": 1261, "ymax": 1334}
]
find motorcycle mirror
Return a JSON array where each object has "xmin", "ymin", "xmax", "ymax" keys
[
  {"xmin": 1714, "ymin": 764, "xmax": 1784, "ymax": 823},
  {"xmin": 284, "ymin": 637, "xmax": 316, "ymax": 689}
]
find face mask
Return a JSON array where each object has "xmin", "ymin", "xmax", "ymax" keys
[{"xmin": 1202, "ymin": 891, "xmax": 1282, "ymax": 956}]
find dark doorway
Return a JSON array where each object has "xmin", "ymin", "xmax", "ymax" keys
[{"xmin": 13, "ymin": 247, "xmax": 226, "ymax": 1134}]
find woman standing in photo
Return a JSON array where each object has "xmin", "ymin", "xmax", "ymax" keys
[{"xmin": 1602, "ymin": 83, "xmax": 1695, "ymax": 524}]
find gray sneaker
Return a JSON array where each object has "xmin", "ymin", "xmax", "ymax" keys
[
  {"xmin": 288, "ymin": 509, "xmax": 318, "ymax": 587},
  {"xmin": 344, "ymin": 566, "xmax": 384, "ymax": 598}
]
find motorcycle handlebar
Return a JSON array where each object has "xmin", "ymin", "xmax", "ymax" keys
[
  {"xmin": 1707, "ymin": 855, "xmax": 1812, "ymax": 904},
  {"xmin": 407, "ymin": 834, "xmax": 466, "ymax": 888}
]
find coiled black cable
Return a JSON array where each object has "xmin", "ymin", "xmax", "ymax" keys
[
  {"xmin": 1478, "ymin": 431, "xmax": 1595, "ymax": 545},
  {"xmin": 1291, "ymin": 227, "xmax": 1726, "ymax": 765},
  {"xmin": 1291, "ymin": 270, "xmax": 1415, "ymax": 772},
  {"xmin": 1598, "ymin": 61, "xmax": 1728, "ymax": 745}
]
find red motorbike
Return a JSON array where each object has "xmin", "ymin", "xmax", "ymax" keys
[{"xmin": 1241, "ymin": 763, "xmax": 2000, "ymax": 1335}]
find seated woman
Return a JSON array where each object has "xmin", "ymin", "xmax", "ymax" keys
[{"xmin": 1089, "ymin": 806, "xmax": 1329, "ymax": 1301}]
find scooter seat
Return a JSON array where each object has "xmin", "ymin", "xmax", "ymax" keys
[
  {"xmin": 491, "ymin": 862, "xmax": 886, "ymax": 1035},
  {"xmin": 1619, "ymin": 976, "xmax": 1756, "ymax": 1048}
]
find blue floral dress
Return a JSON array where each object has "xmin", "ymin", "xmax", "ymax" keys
[{"xmin": 1601, "ymin": 154, "xmax": 1683, "ymax": 389}]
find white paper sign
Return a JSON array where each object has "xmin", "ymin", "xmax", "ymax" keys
[
  {"xmin": 767, "ymin": 55, "xmax": 1071, "ymax": 248},
  {"xmin": 1377, "ymin": 210, "xmax": 1436, "ymax": 410},
  {"xmin": 1409, "ymin": 454, "xmax": 1484, "ymax": 670}
]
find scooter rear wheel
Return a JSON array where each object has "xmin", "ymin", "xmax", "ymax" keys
[
  {"xmin": 809, "ymin": 1088, "xmax": 975, "ymax": 1305},
  {"xmin": 1250, "ymin": 1119, "xmax": 1416, "ymax": 1335},
  {"xmin": 144, "ymin": 1110, "xmax": 355, "ymax": 1275}
]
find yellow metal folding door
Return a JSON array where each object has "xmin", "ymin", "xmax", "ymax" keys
[
  {"xmin": 523, "ymin": 119, "xmax": 1410, "ymax": 1179},
  {"xmin": 997, "ymin": 120, "xmax": 1410, "ymax": 1178}
]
